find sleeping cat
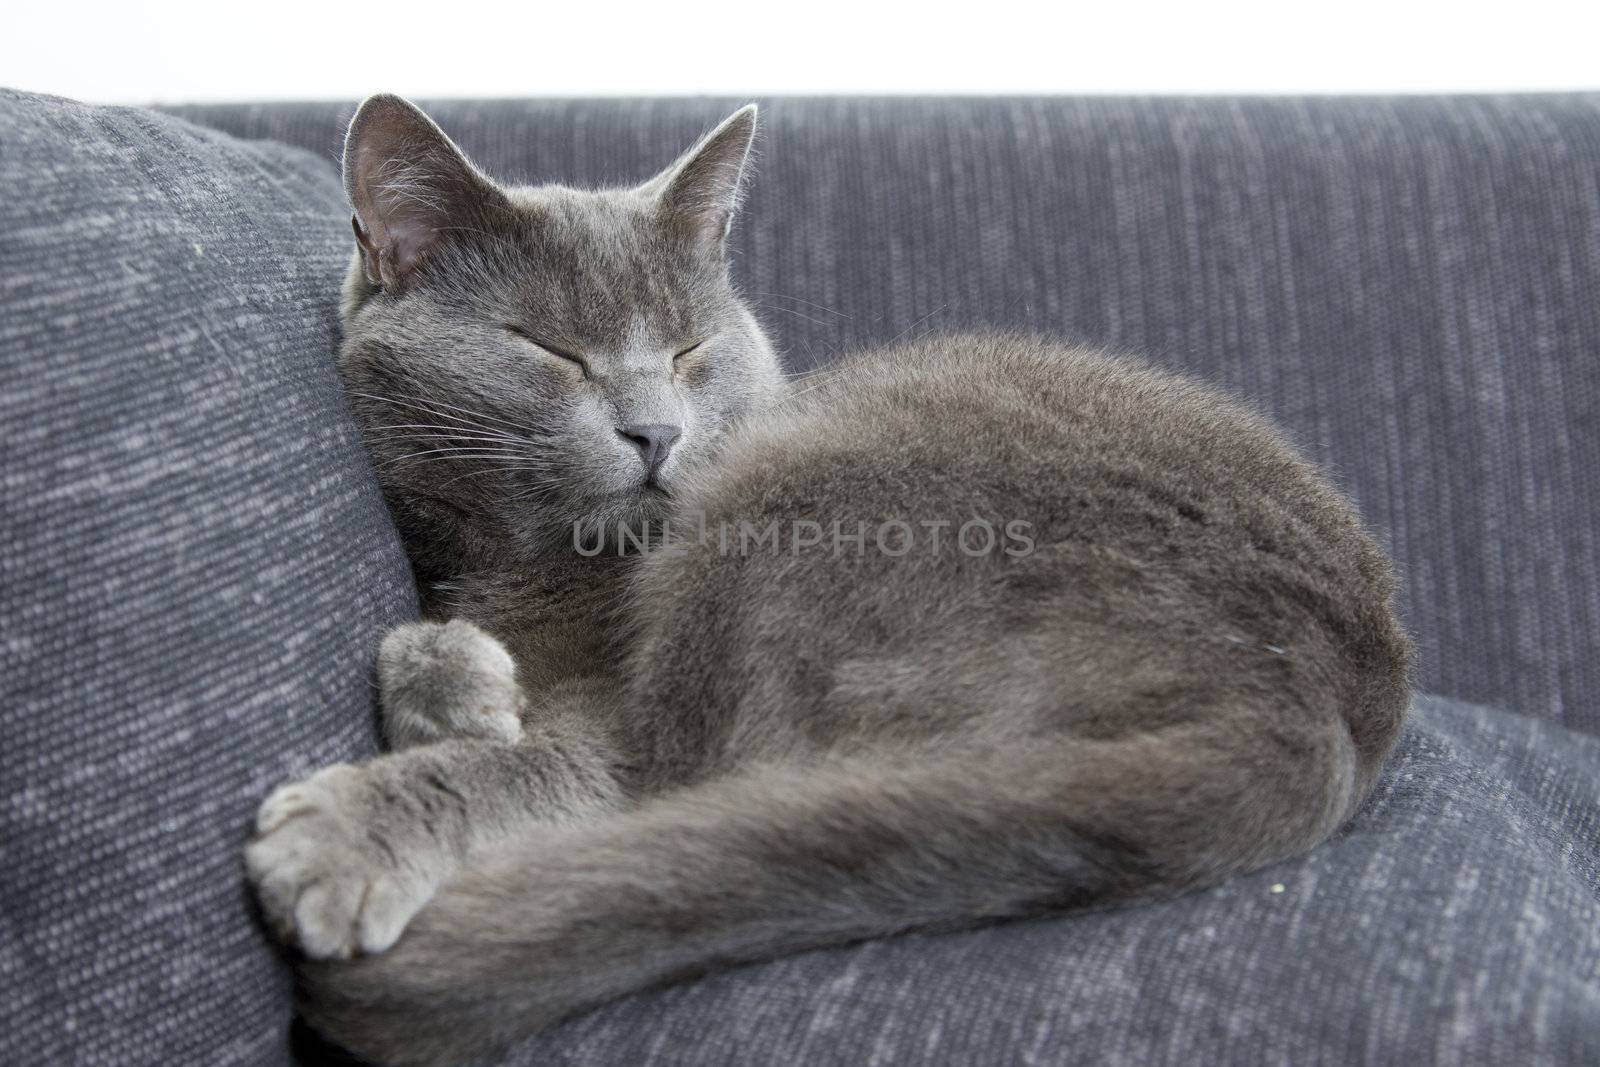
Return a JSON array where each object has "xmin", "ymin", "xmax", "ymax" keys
[{"xmin": 244, "ymin": 95, "xmax": 1412, "ymax": 1066}]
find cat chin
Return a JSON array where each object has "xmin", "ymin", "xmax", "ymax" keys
[
  {"xmin": 564, "ymin": 490, "xmax": 679, "ymax": 547},
  {"xmin": 630, "ymin": 495, "xmax": 678, "ymax": 533},
  {"xmin": 626, "ymin": 482, "xmax": 676, "ymax": 512}
]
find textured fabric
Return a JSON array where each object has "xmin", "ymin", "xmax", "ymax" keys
[
  {"xmin": 167, "ymin": 96, "xmax": 1600, "ymax": 734},
  {"xmin": 378, "ymin": 694, "xmax": 1593, "ymax": 1067},
  {"xmin": 0, "ymin": 90, "xmax": 416, "ymax": 1065}
]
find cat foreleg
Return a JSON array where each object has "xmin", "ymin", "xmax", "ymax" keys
[{"xmin": 245, "ymin": 700, "xmax": 623, "ymax": 960}]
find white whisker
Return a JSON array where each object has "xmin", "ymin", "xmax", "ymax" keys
[
  {"xmin": 369, "ymin": 431, "xmax": 528, "ymax": 448},
  {"xmin": 366, "ymin": 421, "xmax": 524, "ymax": 442},
  {"xmin": 384, "ymin": 447, "xmax": 529, "ymax": 465},
  {"xmin": 348, "ymin": 390, "xmax": 535, "ymax": 437}
]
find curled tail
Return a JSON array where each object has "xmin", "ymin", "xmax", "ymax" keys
[{"xmin": 302, "ymin": 709, "xmax": 1374, "ymax": 1066}]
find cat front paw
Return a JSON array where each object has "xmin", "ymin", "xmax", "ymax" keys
[
  {"xmin": 245, "ymin": 763, "xmax": 439, "ymax": 959},
  {"xmin": 378, "ymin": 620, "xmax": 525, "ymax": 749}
]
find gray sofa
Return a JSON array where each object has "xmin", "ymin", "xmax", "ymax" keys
[{"xmin": 2, "ymin": 89, "xmax": 1597, "ymax": 1065}]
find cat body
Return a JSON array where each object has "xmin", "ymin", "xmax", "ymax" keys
[{"xmin": 244, "ymin": 97, "xmax": 1411, "ymax": 1066}]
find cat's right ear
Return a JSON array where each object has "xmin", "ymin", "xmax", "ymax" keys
[
  {"xmin": 644, "ymin": 105, "xmax": 759, "ymax": 253},
  {"xmin": 342, "ymin": 94, "xmax": 504, "ymax": 289}
]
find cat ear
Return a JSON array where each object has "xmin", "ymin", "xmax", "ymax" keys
[
  {"xmin": 342, "ymin": 94, "xmax": 504, "ymax": 288},
  {"xmin": 647, "ymin": 105, "xmax": 758, "ymax": 251}
]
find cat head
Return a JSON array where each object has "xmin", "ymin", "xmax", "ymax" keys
[{"xmin": 336, "ymin": 94, "xmax": 783, "ymax": 579}]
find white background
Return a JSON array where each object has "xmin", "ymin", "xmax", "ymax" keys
[{"xmin": 7, "ymin": 0, "xmax": 1598, "ymax": 102}]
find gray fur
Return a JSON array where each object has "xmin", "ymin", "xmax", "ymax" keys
[
  {"xmin": 244, "ymin": 96, "xmax": 1412, "ymax": 1066},
  {"xmin": 335, "ymin": 96, "xmax": 780, "ymax": 582}
]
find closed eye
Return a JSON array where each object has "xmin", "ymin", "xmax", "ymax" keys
[
  {"xmin": 674, "ymin": 340, "xmax": 707, "ymax": 362},
  {"xmin": 504, "ymin": 325, "xmax": 587, "ymax": 372}
]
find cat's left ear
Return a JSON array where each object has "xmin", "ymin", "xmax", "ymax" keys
[
  {"xmin": 646, "ymin": 105, "xmax": 758, "ymax": 252},
  {"xmin": 342, "ymin": 94, "xmax": 506, "ymax": 289}
]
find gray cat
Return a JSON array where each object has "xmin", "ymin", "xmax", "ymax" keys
[{"xmin": 244, "ymin": 95, "xmax": 1412, "ymax": 1066}]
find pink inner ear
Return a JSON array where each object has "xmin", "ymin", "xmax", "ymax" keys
[
  {"xmin": 353, "ymin": 184, "xmax": 437, "ymax": 287},
  {"xmin": 380, "ymin": 213, "xmax": 434, "ymax": 278},
  {"xmin": 351, "ymin": 153, "xmax": 457, "ymax": 287}
]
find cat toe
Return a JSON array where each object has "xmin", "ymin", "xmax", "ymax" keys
[
  {"xmin": 245, "ymin": 765, "xmax": 435, "ymax": 960},
  {"xmin": 355, "ymin": 877, "xmax": 427, "ymax": 955}
]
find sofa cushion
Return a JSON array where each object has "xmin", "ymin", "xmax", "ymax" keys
[{"xmin": 0, "ymin": 89, "xmax": 415, "ymax": 1065}]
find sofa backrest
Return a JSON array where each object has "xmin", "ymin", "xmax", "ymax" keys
[{"xmin": 167, "ymin": 96, "xmax": 1600, "ymax": 733}]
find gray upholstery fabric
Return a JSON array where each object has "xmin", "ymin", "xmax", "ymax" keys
[
  {"xmin": 167, "ymin": 96, "xmax": 1600, "ymax": 735},
  {"xmin": 463, "ymin": 695, "xmax": 1597, "ymax": 1067},
  {"xmin": 0, "ymin": 90, "xmax": 416, "ymax": 1065}
]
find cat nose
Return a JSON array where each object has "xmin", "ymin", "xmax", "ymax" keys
[{"xmin": 617, "ymin": 423, "xmax": 682, "ymax": 474}]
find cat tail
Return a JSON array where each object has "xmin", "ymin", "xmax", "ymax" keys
[{"xmin": 301, "ymin": 714, "xmax": 1367, "ymax": 1066}]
